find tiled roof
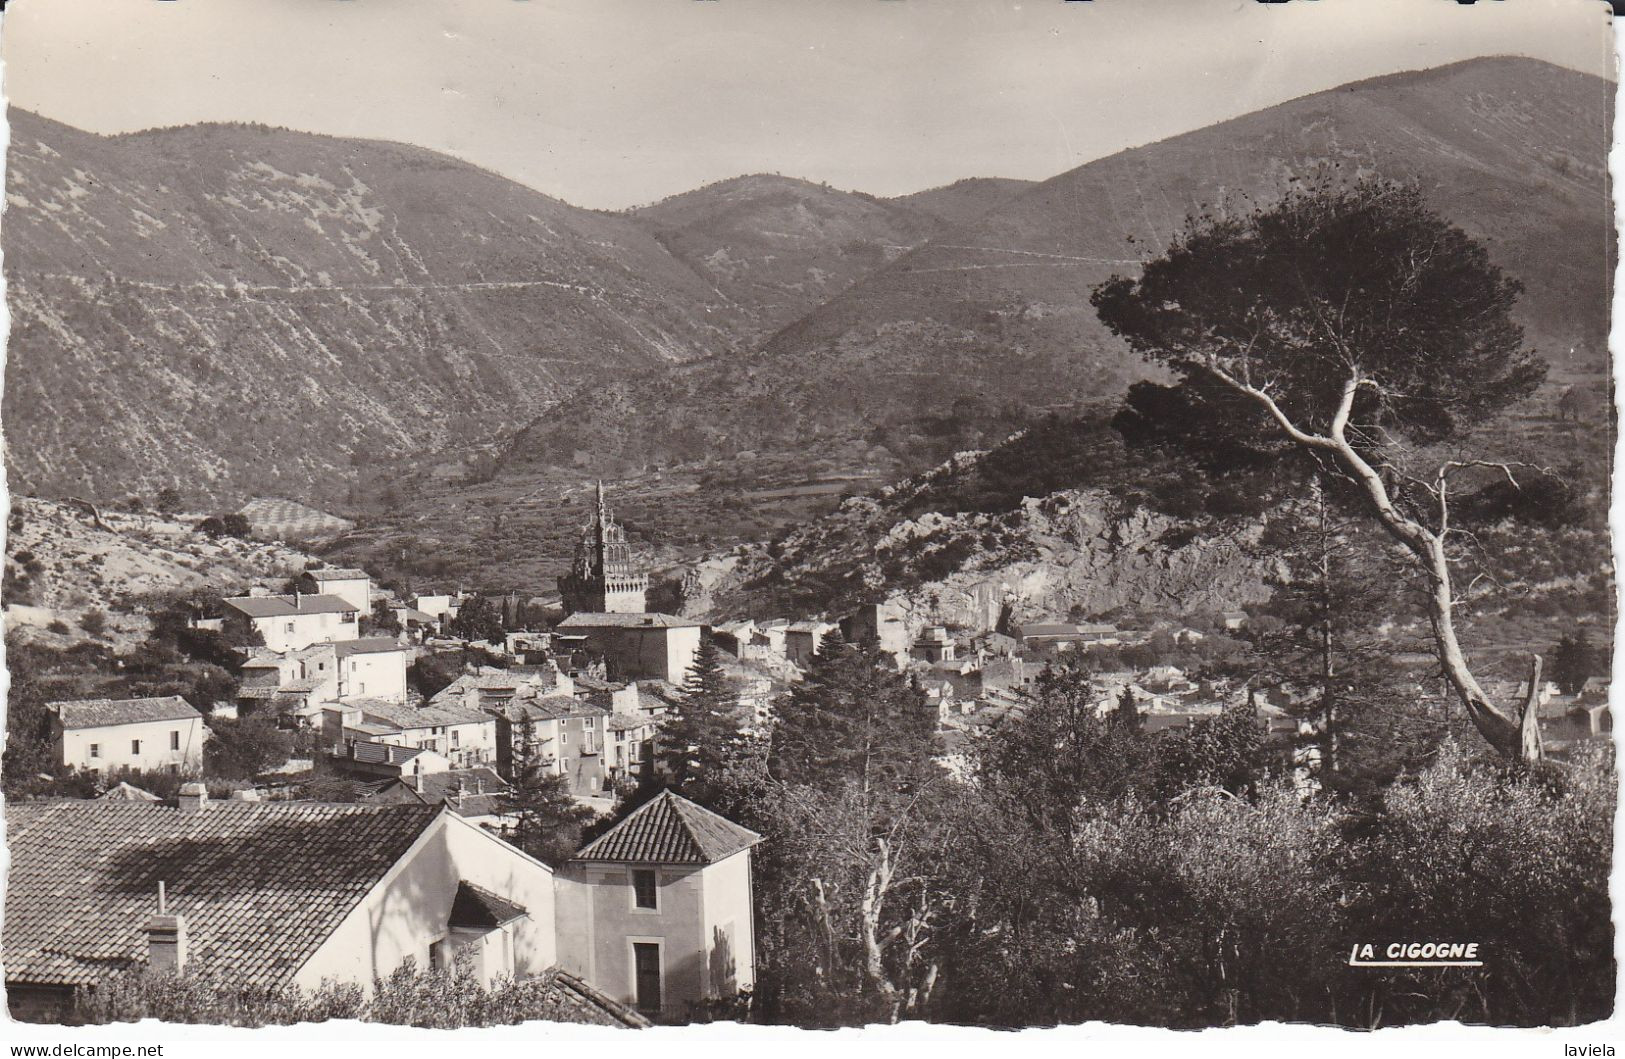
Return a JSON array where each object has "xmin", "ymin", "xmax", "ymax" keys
[
  {"xmin": 4, "ymin": 800, "xmax": 440, "ymax": 989},
  {"xmin": 573, "ymin": 790, "xmax": 760, "ymax": 866},
  {"xmin": 608, "ymin": 713, "xmax": 653, "ymax": 733},
  {"xmin": 556, "ymin": 612, "xmax": 698, "ymax": 629},
  {"xmin": 304, "ymin": 568, "xmax": 370, "ymax": 581},
  {"xmin": 508, "ymin": 695, "xmax": 605, "ymax": 722},
  {"xmin": 334, "ymin": 637, "xmax": 407, "ymax": 658},
  {"xmin": 385, "ymin": 768, "xmax": 508, "ymax": 803},
  {"xmin": 449, "ymin": 881, "xmax": 527, "ymax": 929},
  {"xmin": 100, "ymin": 782, "xmax": 160, "ymax": 802},
  {"xmin": 359, "ymin": 700, "xmax": 491, "ymax": 730},
  {"xmin": 636, "ymin": 682, "xmax": 684, "ymax": 711},
  {"xmin": 343, "ymin": 741, "xmax": 426, "ymax": 765},
  {"xmin": 223, "ymin": 594, "xmax": 357, "ymax": 619},
  {"xmin": 570, "ymin": 675, "xmax": 626, "ymax": 692},
  {"xmin": 50, "ymin": 696, "xmax": 202, "ymax": 730}
]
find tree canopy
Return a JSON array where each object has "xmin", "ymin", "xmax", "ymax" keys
[{"xmin": 1093, "ymin": 178, "xmax": 1550, "ymax": 759}]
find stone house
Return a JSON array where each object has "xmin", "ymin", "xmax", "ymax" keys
[
  {"xmin": 495, "ymin": 694, "xmax": 611, "ymax": 796},
  {"xmin": 555, "ymin": 612, "xmax": 703, "ymax": 685}
]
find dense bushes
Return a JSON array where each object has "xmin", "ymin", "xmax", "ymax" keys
[
  {"xmin": 81, "ymin": 960, "xmax": 625, "ymax": 1028},
  {"xmin": 708, "ymin": 655, "xmax": 1615, "ymax": 1029}
]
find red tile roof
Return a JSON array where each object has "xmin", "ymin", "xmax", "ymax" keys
[
  {"xmin": 573, "ymin": 790, "xmax": 760, "ymax": 866},
  {"xmin": 50, "ymin": 696, "xmax": 202, "ymax": 730},
  {"xmin": 4, "ymin": 800, "xmax": 440, "ymax": 990}
]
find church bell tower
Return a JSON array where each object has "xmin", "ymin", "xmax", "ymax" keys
[{"xmin": 560, "ymin": 482, "xmax": 649, "ymax": 615}]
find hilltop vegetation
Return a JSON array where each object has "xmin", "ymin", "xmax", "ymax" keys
[{"xmin": 3, "ymin": 496, "xmax": 321, "ymax": 651}]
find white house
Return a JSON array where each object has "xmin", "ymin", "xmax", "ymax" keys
[
  {"xmin": 49, "ymin": 697, "xmax": 208, "ymax": 778},
  {"xmin": 4, "ymin": 793, "xmax": 647, "ymax": 1026},
  {"xmin": 296, "ymin": 567, "xmax": 373, "ymax": 614},
  {"xmin": 555, "ymin": 790, "xmax": 762, "ymax": 1020},
  {"xmin": 323, "ymin": 699, "xmax": 498, "ymax": 771},
  {"xmin": 222, "ymin": 588, "xmax": 360, "ymax": 652},
  {"xmin": 334, "ymin": 637, "xmax": 411, "ymax": 702}
]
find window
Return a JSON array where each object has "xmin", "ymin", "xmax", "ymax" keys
[
  {"xmin": 131, "ymin": 739, "xmax": 142, "ymax": 755},
  {"xmin": 168, "ymin": 764, "xmax": 180, "ymax": 776},
  {"xmin": 632, "ymin": 869, "xmax": 658, "ymax": 910},
  {"xmin": 89, "ymin": 743, "xmax": 100, "ymax": 759},
  {"xmin": 428, "ymin": 937, "xmax": 448, "ymax": 974},
  {"xmin": 170, "ymin": 731, "xmax": 181, "ymax": 751},
  {"xmin": 562, "ymin": 731, "xmax": 569, "ymax": 745},
  {"xmin": 359, "ymin": 683, "xmax": 366, "ymax": 695},
  {"xmin": 285, "ymin": 622, "xmax": 295, "ymax": 634},
  {"xmin": 452, "ymin": 730, "xmax": 461, "ymax": 748}
]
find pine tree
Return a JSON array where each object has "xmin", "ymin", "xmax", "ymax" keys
[
  {"xmin": 770, "ymin": 631, "xmax": 939, "ymax": 795},
  {"xmin": 505, "ymin": 713, "xmax": 593, "ymax": 867},
  {"xmin": 657, "ymin": 635, "xmax": 744, "ymax": 804},
  {"xmin": 1243, "ymin": 478, "xmax": 1433, "ymax": 796},
  {"xmin": 1552, "ymin": 631, "xmax": 1603, "ymax": 695}
]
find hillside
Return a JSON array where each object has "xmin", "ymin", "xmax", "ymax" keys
[
  {"xmin": 891, "ymin": 176, "xmax": 1036, "ymax": 229},
  {"xmin": 508, "ymin": 57, "xmax": 1613, "ymax": 478},
  {"xmin": 628, "ymin": 174, "xmax": 949, "ymax": 344},
  {"xmin": 2, "ymin": 497, "xmax": 323, "ymax": 651},
  {"xmin": 3, "ymin": 110, "xmax": 744, "ymax": 504}
]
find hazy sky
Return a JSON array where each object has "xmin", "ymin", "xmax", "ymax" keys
[{"xmin": 2, "ymin": 0, "xmax": 1615, "ymax": 210}]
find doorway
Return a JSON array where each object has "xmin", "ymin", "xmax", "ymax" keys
[{"xmin": 632, "ymin": 941, "xmax": 662, "ymax": 1016}]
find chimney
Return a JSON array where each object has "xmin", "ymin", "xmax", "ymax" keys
[
  {"xmin": 414, "ymin": 770, "xmax": 424, "ymax": 794},
  {"xmin": 145, "ymin": 882, "xmax": 187, "ymax": 975},
  {"xmin": 229, "ymin": 788, "xmax": 261, "ymax": 803},
  {"xmin": 177, "ymin": 782, "xmax": 209, "ymax": 815}
]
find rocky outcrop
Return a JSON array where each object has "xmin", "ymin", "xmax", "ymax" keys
[{"xmin": 693, "ymin": 484, "xmax": 1272, "ymax": 633}]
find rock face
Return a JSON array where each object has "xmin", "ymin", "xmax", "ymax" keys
[
  {"xmin": 694, "ymin": 480, "xmax": 1272, "ymax": 634},
  {"xmin": 881, "ymin": 494, "xmax": 1269, "ymax": 632}
]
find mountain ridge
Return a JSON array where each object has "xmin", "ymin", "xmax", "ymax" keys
[{"xmin": 504, "ymin": 55, "xmax": 1613, "ymax": 482}]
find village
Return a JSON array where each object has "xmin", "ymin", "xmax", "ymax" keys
[{"xmin": 9, "ymin": 456, "xmax": 1616, "ymax": 1029}]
